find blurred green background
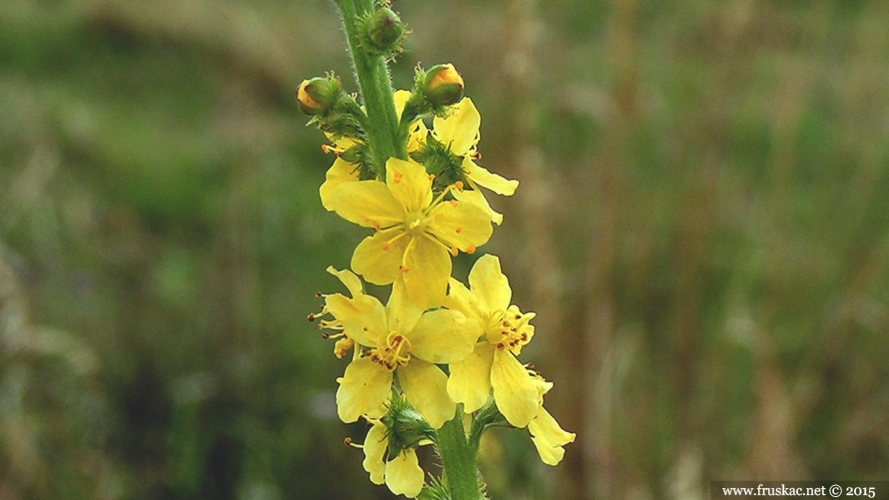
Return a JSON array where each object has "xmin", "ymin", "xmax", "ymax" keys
[{"xmin": 2, "ymin": 0, "xmax": 888, "ymax": 499}]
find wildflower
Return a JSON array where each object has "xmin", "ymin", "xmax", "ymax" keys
[
  {"xmin": 527, "ymin": 374, "xmax": 575, "ymax": 466},
  {"xmin": 326, "ymin": 158, "xmax": 492, "ymax": 308},
  {"xmin": 328, "ymin": 279, "xmax": 481, "ymax": 428},
  {"xmin": 431, "ymin": 97, "xmax": 519, "ymax": 225},
  {"xmin": 362, "ymin": 419, "xmax": 426, "ymax": 498},
  {"xmin": 444, "ymin": 255, "xmax": 539, "ymax": 427}
]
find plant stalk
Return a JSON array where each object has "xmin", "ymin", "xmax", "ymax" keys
[
  {"xmin": 436, "ymin": 414, "xmax": 482, "ymax": 500},
  {"xmin": 333, "ymin": 0, "xmax": 407, "ymax": 173}
]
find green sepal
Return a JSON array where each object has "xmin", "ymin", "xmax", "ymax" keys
[
  {"xmin": 384, "ymin": 395, "xmax": 437, "ymax": 456},
  {"xmin": 411, "ymin": 135, "xmax": 467, "ymax": 193}
]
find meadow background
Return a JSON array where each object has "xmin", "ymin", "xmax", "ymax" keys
[{"xmin": 2, "ymin": 0, "xmax": 888, "ymax": 499}]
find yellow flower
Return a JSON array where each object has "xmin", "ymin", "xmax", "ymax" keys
[
  {"xmin": 327, "ymin": 158, "xmax": 492, "ymax": 308},
  {"xmin": 444, "ymin": 255, "xmax": 539, "ymax": 427},
  {"xmin": 362, "ymin": 419, "xmax": 426, "ymax": 498},
  {"xmin": 330, "ymin": 280, "xmax": 481, "ymax": 428},
  {"xmin": 312, "ymin": 266, "xmax": 374, "ymax": 359},
  {"xmin": 431, "ymin": 97, "xmax": 519, "ymax": 225},
  {"xmin": 527, "ymin": 374, "xmax": 575, "ymax": 466},
  {"xmin": 319, "ymin": 91, "xmax": 426, "ymax": 210}
]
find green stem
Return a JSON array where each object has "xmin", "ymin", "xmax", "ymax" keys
[
  {"xmin": 436, "ymin": 413, "xmax": 482, "ymax": 500},
  {"xmin": 334, "ymin": 0, "xmax": 407, "ymax": 173}
]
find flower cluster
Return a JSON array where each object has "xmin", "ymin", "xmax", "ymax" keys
[{"xmin": 300, "ymin": 7, "xmax": 573, "ymax": 497}]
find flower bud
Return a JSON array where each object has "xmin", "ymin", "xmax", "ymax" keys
[
  {"xmin": 366, "ymin": 7, "xmax": 405, "ymax": 54},
  {"xmin": 423, "ymin": 64, "xmax": 464, "ymax": 106},
  {"xmin": 296, "ymin": 76, "xmax": 341, "ymax": 116},
  {"xmin": 385, "ymin": 400, "xmax": 435, "ymax": 454}
]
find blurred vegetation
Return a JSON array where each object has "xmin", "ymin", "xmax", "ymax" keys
[{"xmin": 1, "ymin": 0, "xmax": 888, "ymax": 499}]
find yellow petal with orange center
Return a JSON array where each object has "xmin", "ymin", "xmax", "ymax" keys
[
  {"xmin": 386, "ymin": 158, "xmax": 432, "ymax": 214},
  {"xmin": 397, "ymin": 360, "xmax": 454, "ymax": 429},
  {"xmin": 352, "ymin": 231, "xmax": 410, "ymax": 285},
  {"xmin": 327, "ymin": 180, "xmax": 404, "ymax": 228},
  {"xmin": 490, "ymin": 349, "xmax": 538, "ymax": 428},
  {"xmin": 385, "ymin": 449, "xmax": 424, "ymax": 498},
  {"xmin": 447, "ymin": 342, "xmax": 495, "ymax": 413},
  {"xmin": 336, "ymin": 357, "xmax": 392, "ymax": 423}
]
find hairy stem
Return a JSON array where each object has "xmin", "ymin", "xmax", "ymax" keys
[
  {"xmin": 436, "ymin": 413, "xmax": 482, "ymax": 500},
  {"xmin": 334, "ymin": 0, "xmax": 407, "ymax": 174}
]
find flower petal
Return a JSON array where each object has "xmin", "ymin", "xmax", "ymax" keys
[
  {"xmin": 407, "ymin": 120, "xmax": 429, "ymax": 153},
  {"xmin": 443, "ymin": 278, "xmax": 484, "ymax": 323},
  {"xmin": 386, "ymin": 278, "xmax": 424, "ymax": 335},
  {"xmin": 352, "ymin": 231, "xmax": 410, "ymax": 285},
  {"xmin": 319, "ymin": 158, "xmax": 360, "ymax": 211},
  {"xmin": 398, "ymin": 360, "xmax": 455, "ymax": 429},
  {"xmin": 490, "ymin": 349, "xmax": 538, "ymax": 427},
  {"xmin": 451, "ymin": 186, "xmax": 503, "ymax": 225},
  {"xmin": 464, "ymin": 159, "xmax": 519, "ymax": 196},
  {"xmin": 336, "ymin": 357, "xmax": 392, "ymax": 423},
  {"xmin": 402, "ymin": 236, "xmax": 451, "ymax": 309},
  {"xmin": 427, "ymin": 201, "xmax": 492, "ymax": 252},
  {"xmin": 447, "ymin": 342, "xmax": 495, "ymax": 413},
  {"xmin": 362, "ymin": 422, "xmax": 387, "ymax": 485},
  {"xmin": 327, "ymin": 180, "xmax": 405, "ymax": 228},
  {"xmin": 468, "ymin": 254, "xmax": 511, "ymax": 314},
  {"xmin": 324, "ymin": 293, "xmax": 387, "ymax": 347},
  {"xmin": 433, "ymin": 97, "xmax": 480, "ymax": 155},
  {"xmin": 393, "ymin": 89, "xmax": 411, "ymax": 116},
  {"xmin": 386, "ymin": 158, "xmax": 432, "ymax": 214},
  {"xmin": 326, "ymin": 266, "xmax": 363, "ymax": 298},
  {"xmin": 529, "ymin": 406, "xmax": 576, "ymax": 466},
  {"xmin": 385, "ymin": 449, "xmax": 425, "ymax": 498},
  {"xmin": 409, "ymin": 309, "xmax": 481, "ymax": 364}
]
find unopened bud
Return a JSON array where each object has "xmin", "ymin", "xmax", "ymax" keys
[
  {"xmin": 296, "ymin": 76, "xmax": 341, "ymax": 116},
  {"xmin": 423, "ymin": 64, "xmax": 464, "ymax": 106},
  {"xmin": 366, "ymin": 7, "xmax": 405, "ymax": 53}
]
